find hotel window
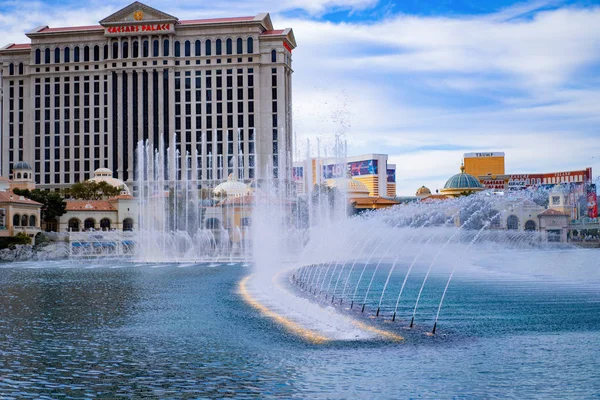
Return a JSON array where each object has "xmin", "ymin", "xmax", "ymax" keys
[
  {"xmin": 122, "ymin": 42, "xmax": 128, "ymax": 59},
  {"xmin": 175, "ymin": 41, "xmax": 180, "ymax": 57},
  {"xmin": 143, "ymin": 40, "xmax": 148, "ymax": 57},
  {"xmin": 205, "ymin": 39, "xmax": 212, "ymax": 56},
  {"xmin": 163, "ymin": 39, "xmax": 170, "ymax": 56},
  {"xmin": 103, "ymin": 45, "xmax": 108, "ymax": 60},
  {"xmin": 74, "ymin": 46, "xmax": 80, "ymax": 62},
  {"xmin": 94, "ymin": 45, "xmax": 100, "ymax": 61},
  {"xmin": 216, "ymin": 39, "xmax": 222, "ymax": 55},
  {"xmin": 271, "ymin": 49, "xmax": 276, "ymax": 63},
  {"xmin": 195, "ymin": 40, "xmax": 201, "ymax": 56},
  {"xmin": 54, "ymin": 48, "xmax": 60, "ymax": 63},
  {"xmin": 153, "ymin": 40, "xmax": 159, "ymax": 57},
  {"xmin": 247, "ymin": 37, "xmax": 253, "ymax": 53},
  {"xmin": 35, "ymin": 49, "xmax": 41, "ymax": 64},
  {"xmin": 226, "ymin": 39, "xmax": 232, "ymax": 55},
  {"xmin": 185, "ymin": 40, "xmax": 191, "ymax": 57},
  {"xmin": 64, "ymin": 47, "xmax": 70, "ymax": 62},
  {"xmin": 45, "ymin": 48, "xmax": 51, "ymax": 64},
  {"xmin": 112, "ymin": 42, "xmax": 118, "ymax": 59},
  {"xmin": 236, "ymin": 38, "xmax": 243, "ymax": 54}
]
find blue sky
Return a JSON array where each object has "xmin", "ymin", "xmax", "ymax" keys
[{"xmin": 2, "ymin": 0, "xmax": 599, "ymax": 194}]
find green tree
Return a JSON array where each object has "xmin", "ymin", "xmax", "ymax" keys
[
  {"xmin": 13, "ymin": 189, "xmax": 67, "ymax": 225},
  {"xmin": 64, "ymin": 181, "xmax": 122, "ymax": 200}
]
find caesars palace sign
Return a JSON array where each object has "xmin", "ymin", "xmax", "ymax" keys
[{"xmin": 105, "ymin": 23, "xmax": 175, "ymax": 36}]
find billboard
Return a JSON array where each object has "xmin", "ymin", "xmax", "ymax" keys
[
  {"xmin": 588, "ymin": 184, "xmax": 598, "ymax": 219},
  {"xmin": 387, "ymin": 169, "xmax": 396, "ymax": 183},
  {"xmin": 292, "ymin": 166, "xmax": 303, "ymax": 181},
  {"xmin": 322, "ymin": 159, "xmax": 378, "ymax": 179}
]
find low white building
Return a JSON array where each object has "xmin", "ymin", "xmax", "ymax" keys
[{"xmin": 58, "ymin": 168, "xmax": 137, "ymax": 232}]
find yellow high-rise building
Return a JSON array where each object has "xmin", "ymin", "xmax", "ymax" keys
[{"xmin": 463, "ymin": 152, "xmax": 505, "ymax": 179}]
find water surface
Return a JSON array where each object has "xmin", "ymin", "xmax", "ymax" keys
[{"xmin": 0, "ymin": 261, "xmax": 599, "ymax": 398}]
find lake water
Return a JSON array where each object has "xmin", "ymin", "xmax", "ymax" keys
[{"xmin": 0, "ymin": 260, "xmax": 599, "ymax": 399}]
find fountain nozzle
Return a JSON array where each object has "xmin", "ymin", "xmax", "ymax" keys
[
  {"xmin": 361, "ymin": 304, "xmax": 365, "ymax": 313},
  {"xmin": 392, "ymin": 312, "xmax": 396, "ymax": 322},
  {"xmin": 376, "ymin": 307, "xmax": 380, "ymax": 317},
  {"xmin": 410, "ymin": 316, "xmax": 414, "ymax": 328},
  {"xmin": 432, "ymin": 322, "xmax": 437, "ymax": 335}
]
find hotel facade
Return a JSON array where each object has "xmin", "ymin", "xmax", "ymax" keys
[
  {"xmin": 0, "ymin": 1, "xmax": 296, "ymax": 192},
  {"xmin": 293, "ymin": 154, "xmax": 397, "ymax": 198}
]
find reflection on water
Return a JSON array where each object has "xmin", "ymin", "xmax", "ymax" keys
[{"xmin": 0, "ymin": 262, "xmax": 599, "ymax": 398}]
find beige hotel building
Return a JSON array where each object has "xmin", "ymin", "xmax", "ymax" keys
[{"xmin": 0, "ymin": 1, "xmax": 296, "ymax": 192}]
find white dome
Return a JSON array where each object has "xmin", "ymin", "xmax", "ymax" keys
[
  {"xmin": 214, "ymin": 174, "xmax": 249, "ymax": 197},
  {"xmin": 88, "ymin": 168, "xmax": 131, "ymax": 195}
]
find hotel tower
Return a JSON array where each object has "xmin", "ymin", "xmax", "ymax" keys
[{"xmin": 0, "ymin": 1, "xmax": 296, "ymax": 192}]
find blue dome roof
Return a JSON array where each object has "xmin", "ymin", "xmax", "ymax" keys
[
  {"xmin": 443, "ymin": 170, "xmax": 483, "ymax": 189},
  {"xmin": 13, "ymin": 161, "xmax": 32, "ymax": 170}
]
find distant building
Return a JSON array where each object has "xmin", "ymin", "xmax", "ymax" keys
[
  {"xmin": 0, "ymin": 190, "xmax": 42, "ymax": 240},
  {"xmin": 59, "ymin": 168, "xmax": 137, "ymax": 232},
  {"xmin": 293, "ymin": 153, "xmax": 396, "ymax": 198},
  {"xmin": 463, "ymin": 152, "xmax": 505, "ymax": 179},
  {"xmin": 439, "ymin": 166, "xmax": 485, "ymax": 198}
]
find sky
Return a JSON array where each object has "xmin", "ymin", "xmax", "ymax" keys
[{"xmin": 1, "ymin": 0, "xmax": 599, "ymax": 195}]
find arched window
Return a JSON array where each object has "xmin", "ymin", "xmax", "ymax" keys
[
  {"xmin": 123, "ymin": 218, "xmax": 134, "ymax": 231},
  {"xmin": 21, "ymin": 215, "xmax": 28, "ymax": 227},
  {"xmin": 247, "ymin": 37, "xmax": 254, "ymax": 53},
  {"xmin": 226, "ymin": 38, "xmax": 232, "ymax": 55},
  {"xmin": 68, "ymin": 218, "xmax": 80, "ymax": 232},
  {"xmin": 195, "ymin": 40, "xmax": 201, "ymax": 56},
  {"xmin": 205, "ymin": 218, "xmax": 220, "ymax": 229},
  {"xmin": 112, "ymin": 42, "xmax": 118, "ymax": 59},
  {"xmin": 45, "ymin": 48, "xmax": 51, "ymax": 63},
  {"xmin": 16, "ymin": 173, "xmax": 21, "ymax": 179},
  {"xmin": 143, "ymin": 40, "xmax": 149, "ymax": 57},
  {"xmin": 54, "ymin": 47, "xmax": 60, "ymax": 63},
  {"xmin": 129, "ymin": 41, "xmax": 137, "ymax": 58},
  {"xmin": 507, "ymin": 215, "xmax": 519, "ymax": 230},
  {"xmin": 13, "ymin": 214, "xmax": 20, "ymax": 227},
  {"xmin": 153, "ymin": 40, "xmax": 159, "ymax": 57},
  {"xmin": 489, "ymin": 211, "xmax": 501, "ymax": 228},
  {"xmin": 84, "ymin": 218, "xmax": 96, "ymax": 231},
  {"xmin": 35, "ymin": 49, "xmax": 41, "ymax": 64},
  {"xmin": 271, "ymin": 49, "xmax": 277, "ymax": 63},
  {"xmin": 121, "ymin": 42, "xmax": 128, "ymax": 59},
  {"xmin": 236, "ymin": 38, "xmax": 243, "ymax": 54},
  {"xmin": 205, "ymin": 39, "xmax": 211, "ymax": 56},
  {"xmin": 18, "ymin": 63, "xmax": 23, "ymax": 75},
  {"xmin": 163, "ymin": 39, "xmax": 170, "ymax": 57},
  {"xmin": 93, "ymin": 45, "xmax": 100, "ymax": 61},
  {"xmin": 29, "ymin": 215, "xmax": 36, "ymax": 227},
  {"xmin": 215, "ymin": 39, "xmax": 222, "ymax": 55},
  {"xmin": 184, "ymin": 40, "xmax": 190, "ymax": 57},
  {"xmin": 64, "ymin": 47, "xmax": 70, "ymax": 63},
  {"xmin": 84, "ymin": 46, "xmax": 90, "ymax": 62},
  {"xmin": 100, "ymin": 218, "xmax": 111, "ymax": 230},
  {"xmin": 8, "ymin": 63, "xmax": 14, "ymax": 75},
  {"xmin": 103, "ymin": 44, "xmax": 108, "ymax": 60},
  {"xmin": 74, "ymin": 46, "xmax": 80, "ymax": 62},
  {"xmin": 174, "ymin": 41, "xmax": 180, "ymax": 57},
  {"xmin": 525, "ymin": 220, "xmax": 536, "ymax": 231}
]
